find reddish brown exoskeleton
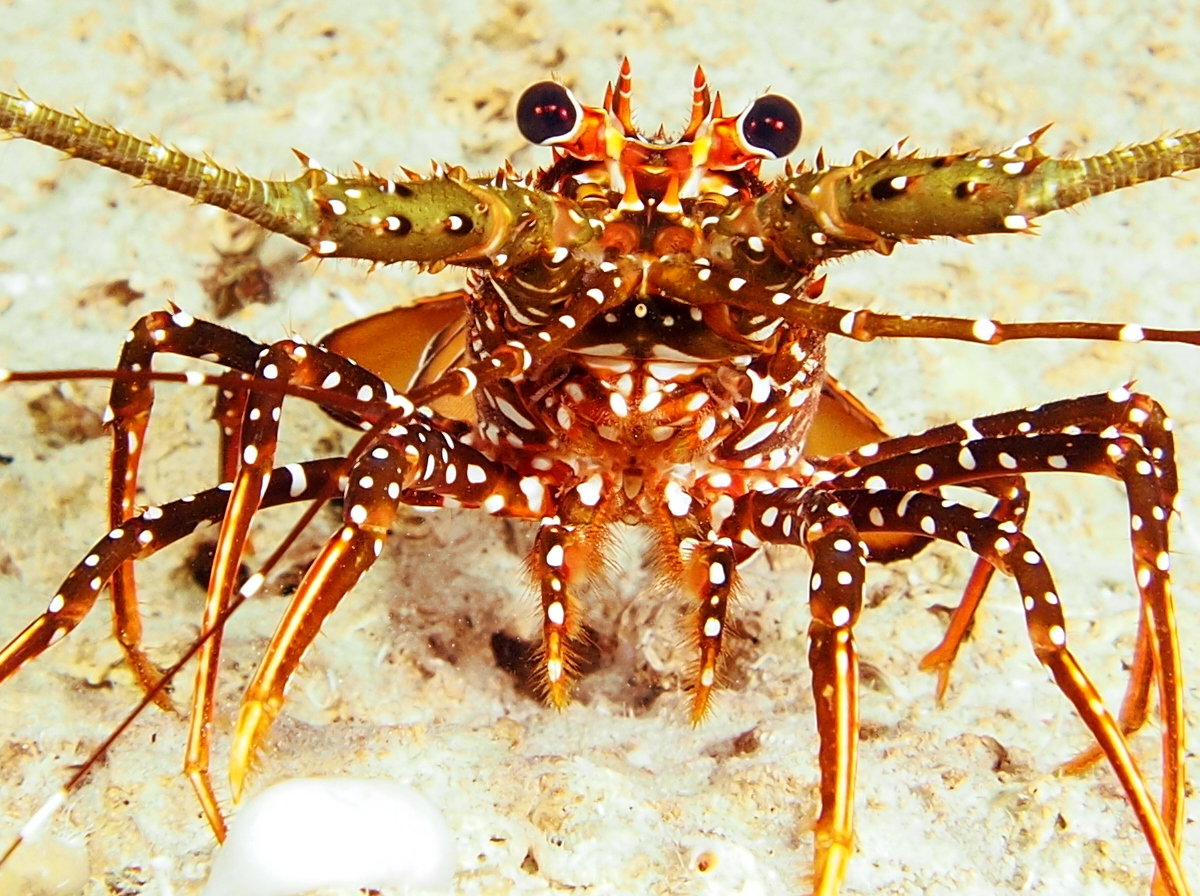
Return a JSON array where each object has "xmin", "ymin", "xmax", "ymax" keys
[{"xmin": 1, "ymin": 61, "xmax": 1198, "ymax": 894}]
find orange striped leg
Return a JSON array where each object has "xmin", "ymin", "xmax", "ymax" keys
[
  {"xmin": 733, "ymin": 490, "xmax": 865, "ymax": 896},
  {"xmin": 526, "ymin": 519, "xmax": 601, "ymax": 709},
  {"xmin": 801, "ymin": 497, "xmax": 866, "ymax": 895},
  {"xmin": 102, "ymin": 309, "xmax": 265, "ymax": 705},
  {"xmin": 826, "ymin": 390, "xmax": 1182, "ymax": 854},
  {"xmin": 227, "ymin": 422, "xmax": 550, "ymax": 796},
  {"xmin": 652, "ymin": 500, "xmax": 750, "ymax": 723},
  {"xmin": 182, "ymin": 336, "xmax": 415, "ymax": 837},
  {"xmin": 526, "ymin": 482, "xmax": 617, "ymax": 707},
  {"xmin": 678, "ymin": 536, "xmax": 738, "ymax": 723},
  {"xmin": 0, "ymin": 460, "xmax": 341, "ymax": 695},
  {"xmin": 842, "ymin": 489, "xmax": 1189, "ymax": 896},
  {"xmin": 918, "ymin": 476, "xmax": 1029, "ymax": 700},
  {"xmin": 1059, "ymin": 601, "xmax": 1154, "ymax": 774}
]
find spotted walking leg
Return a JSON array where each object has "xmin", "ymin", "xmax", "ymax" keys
[
  {"xmin": 823, "ymin": 390, "xmax": 1183, "ymax": 853},
  {"xmin": 1059, "ymin": 603, "xmax": 1155, "ymax": 775},
  {"xmin": 836, "ymin": 489, "xmax": 1189, "ymax": 896},
  {"xmin": 0, "ymin": 460, "xmax": 342, "ymax": 686},
  {"xmin": 801, "ymin": 497, "xmax": 866, "ymax": 895},
  {"xmin": 818, "ymin": 422, "xmax": 1034, "ymax": 700},
  {"xmin": 916, "ymin": 475, "xmax": 1030, "ymax": 699},
  {"xmin": 721, "ymin": 488, "xmax": 866, "ymax": 893},
  {"xmin": 651, "ymin": 506, "xmax": 746, "ymax": 722},
  {"xmin": 93, "ymin": 318, "xmax": 415, "ymax": 838},
  {"xmin": 103, "ymin": 308, "xmax": 264, "ymax": 703},
  {"xmin": 184, "ymin": 335, "xmax": 421, "ymax": 836},
  {"xmin": 526, "ymin": 488, "xmax": 618, "ymax": 708},
  {"xmin": 723, "ymin": 476, "xmax": 1185, "ymax": 896},
  {"xmin": 226, "ymin": 420, "xmax": 550, "ymax": 797},
  {"xmin": 745, "ymin": 490, "xmax": 865, "ymax": 895},
  {"xmin": 66, "ymin": 298, "xmax": 610, "ymax": 836},
  {"xmin": 713, "ymin": 389, "xmax": 1184, "ymax": 895}
]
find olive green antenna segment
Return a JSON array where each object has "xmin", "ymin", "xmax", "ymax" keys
[
  {"xmin": 758, "ymin": 126, "xmax": 1200, "ymax": 265},
  {"xmin": 0, "ymin": 90, "xmax": 311, "ymax": 238},
  {"xmin": 0, "ymin": 90, "xmax": 531, "ymax": 267},
  {"xmin": 1026, "ymin": 131, "xmax": 1200, "ymax": 213}
]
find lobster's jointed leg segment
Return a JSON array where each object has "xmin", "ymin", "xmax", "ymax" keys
[
  {"xmin": 833, "ymin": 390, "xmax": 1184, "ymax": 855},
  {"xmin": 799, "ymin": 495, "xmax": 866, "ymax": 896},
  {"xmin": 844, "ymin": 489, "xmax": 1187, "ymax": 896},
  {"xmin": 102, "ymin": 309, "xmax": 265, "ymax": 704},
  {"xmin": 726, "ymin": 488, "xmax": 868, "ymax": 894},
  {"xmin": 528, "ymin": 506, "xmax": 612, "ymax": 709},
  {"xmin": 186, "ymin": 334, "xmax": 559, "ymax": 824},
  {"xmin": 0, "ymin": 459, "xmax": 344, "ymax": 702},
  {"xmin": 227, "ymin": 424, "xmax": 550, "ymax": 797},
  {"xmin": 722, "ymin": 390, "xmax": 1187, "ymax": 896}
]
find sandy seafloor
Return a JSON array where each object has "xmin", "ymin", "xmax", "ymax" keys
[{"xmin": 0, "ymin": 1, "xmax": 1198, "ymax": 894}]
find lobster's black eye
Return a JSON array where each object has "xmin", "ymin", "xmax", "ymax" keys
[
  {"xmin": 739, "ymin": 94, "xmax": 802, "ymax": 159},
  {"xmin": 517, "ymin": 81, "xmax": 580, "ymax": 145}
]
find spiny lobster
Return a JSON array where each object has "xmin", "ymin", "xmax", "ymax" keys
[{"xmin": 1, "ymin": 59, "xmax": 1198, "ymax": 894}]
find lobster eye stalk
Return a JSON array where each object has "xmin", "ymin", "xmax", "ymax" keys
[
  {"xmin": 737, "ymin": 94, "xmax": 802, "ymax": 159},
  {"xmin": 516, "ymin": 81, "xmax": 582, "ymax": 145}
]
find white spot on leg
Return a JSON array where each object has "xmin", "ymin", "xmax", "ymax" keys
[
  {"xmin": 285, "ymin": 463, "xmax": 308, "ymax": 498},
  {"xmin": 971, "ymin": 319, "xmax": 998, "ymax": 342},
  {"xmin": 1118, "ymin": 324, "xmax": 1145, "ymax": 343}
]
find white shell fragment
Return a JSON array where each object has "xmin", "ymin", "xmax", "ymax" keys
[{"xmin": 203, "ymin": 777, "xmax": 455, "ymax": 896}]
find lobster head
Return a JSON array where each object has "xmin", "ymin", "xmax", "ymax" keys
[{"xmin": 516, "ymin": 58, "xmax": 801, "ymax": 214}]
